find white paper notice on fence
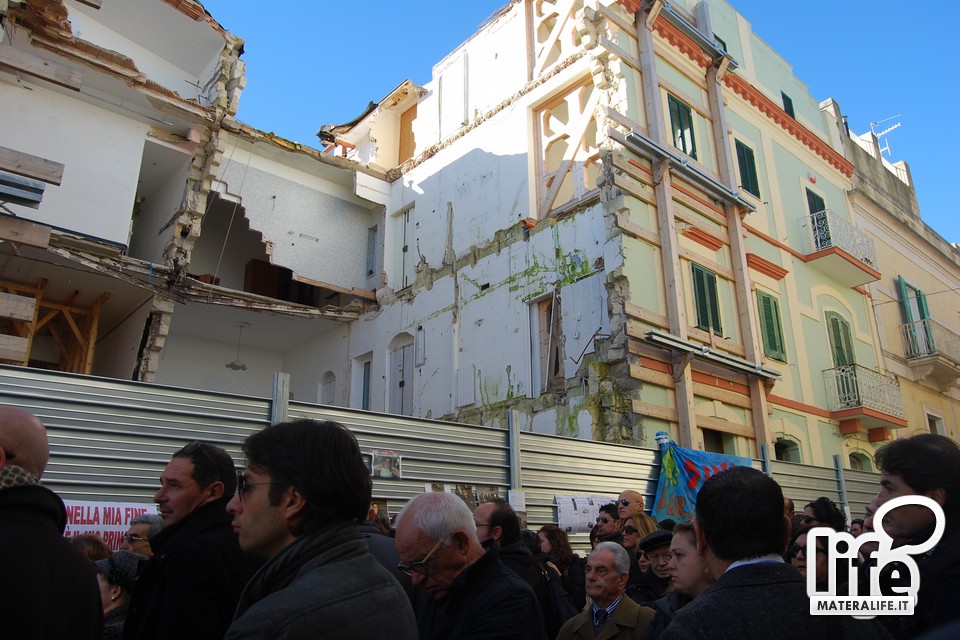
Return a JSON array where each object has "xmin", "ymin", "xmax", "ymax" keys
[
  {"xmin": 555, "ymin": 495, "xmax": 618, "ymax": 534},
  {"xmin": 508, "ymin": 490, "xmax": 526, "ymax": 513},
  {"xmin": 63, "ymin": 500, "xmax": 158, "ymax": 550}
]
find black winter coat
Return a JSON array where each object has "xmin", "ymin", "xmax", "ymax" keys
[
  {"xmin": 122, "ymin": 500, "xmax": 256, "ymax": 640},
  {"xmin": 412, "ymin": 546, "xmax": 548, "ymax": 640},
  {"xmin": 0, "ymin": 483, "xmax": 102, "ymax": 639}
]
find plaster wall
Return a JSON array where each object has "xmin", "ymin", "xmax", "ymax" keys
[
  {"xmin": 155, "ymin": 332, "xmax": 280, "ymax": 398},
  {"xmin": 91, "ymin": 297, "xmax": 153, "ymax": 380},
  {"xmin": 217, "ymin": 159, "xmax": 378, "ymax": 289},
  {"xmin": 128, "ymin": 151, "xmax": 191, "ymax": 263},
  {"xmin": 0, "ymin": 82, "xmax": 147, "ymax": 245},
  {"xmin": 66, "ymin": 2, "xmax": 223, "ymax": 97},
  {"xmin": 283, "ymin": 324, "xmax": 349, "ymax": 404}
]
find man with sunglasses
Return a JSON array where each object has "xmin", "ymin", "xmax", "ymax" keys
[
  {"xmin": 395, "ymin": 490, "xmax": 547, "ymax": 640},
  {"xmin": 225, "ymin": 419, "xmax": 416, "ymax": 640},
  {"xmin": 1, "ymin": 405, "xmax": 102, "ymax": 639},
  {"xmin": 617, "ymin": 490, "xmax": 644, "ymax": 521},
  {"xmin": 596, "ymin": 502, "xmax": 624, "ymax": 545},
  {"xmin": 123, "ymin": 441, "xmax": 254, "ymax": 640}
]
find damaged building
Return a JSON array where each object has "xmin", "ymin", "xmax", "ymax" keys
[{"xmin": 1, "ymin": 0, "xmax": 957, "ymax": 469}]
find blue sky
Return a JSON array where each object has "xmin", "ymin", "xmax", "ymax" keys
[{"xmin": 200, "ymin": 1, "xmax": 957, "ymax": 244}]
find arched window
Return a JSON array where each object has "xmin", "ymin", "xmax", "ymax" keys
[
  {"xmin": 849, "ymin": 452, "xmax": 872, "ymax": 472},
  {"xmin": 388, "ymin": 333, "xmax": 414, "ymax": 415},
  {"xmin": 774, "ymin": 437, "xmax": 801, "ymax": 463},
  {"xmin": 320, "ymin": 371, "xmax": 335, "ymax": 405}
]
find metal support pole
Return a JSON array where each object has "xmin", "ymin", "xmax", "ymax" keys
[
  {"xmin": 759, "ymin": 442, "xmax": 772, "ymax": 477},
  {"xmin": 508, "ymin": 409, "xmax": 522, "ymax": 491},
  {"xmin": 270, "ymin": 372, "xmax": 290, "ymax": 425},
  {"xmin": 834, "ymin": 453, "xmax": 851, "ymax": 524}
]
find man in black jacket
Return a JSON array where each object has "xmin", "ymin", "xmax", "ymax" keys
[
  {"xmin": 0, "ymin": 406, "xmax": 102, "ymax": 640},
  {"xmin": 123, "ymin": 441, "xmax": 254, "ymax": 640},
  {"xmin": 396, "ymin": 491, "xmax": 547, "ymax": 640}
]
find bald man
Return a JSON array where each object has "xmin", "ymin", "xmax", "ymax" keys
[
  {"xmin": 0, "ymin": 406, "xmax": 102, "ymax": 638},
  {"xmin": 617, "ymin": 490, "xmax": 645, "ymax": 520}
]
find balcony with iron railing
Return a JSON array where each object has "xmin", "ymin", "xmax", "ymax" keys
[
  {"xmin": 900, "ymin": 318, "xmax": 960, "ymax": 391},
  {"xmin": 801, "ymin": 210, "xmax": 880, "ymax": 287},
  {"xmin": 823, "ymin": 364, "xmax": 907, "ymax": 441}
]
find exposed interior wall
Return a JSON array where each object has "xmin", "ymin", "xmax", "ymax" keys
[
  {"xmin": 0, "ymin": 82, "xmax": 148, "ymax": 245},
  {"xmin": 128, "ymin": 145, "xmax": 192, "ymax": 262},
  {"xmin": 92, "ymin": 297, "xmax": 155, "ymax": 380},
  {"xmin": 155, "ymin": 332, "xmax": 280, "ymax": 398},
  {"xmin": 283, "ymin": 324, "xmax": 350, "ymax": 404}
]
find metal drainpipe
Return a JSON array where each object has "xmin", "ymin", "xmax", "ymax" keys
[
  {"xmin": 760, "ymin": 442, "xmax": 772, "ymax": 477},
  {"xmin": 834, "ymin": 453, "xmax": 851, "ymax": 523},
  {"xmin": 271, "ymin": 372, "xmax": 290, "ymax": 425}
]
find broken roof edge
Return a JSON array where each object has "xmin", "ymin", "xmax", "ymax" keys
[
  {"xmin": 315, "ymin": 79, "xmax": 427, "ymax": 143},
  {"xmin": 220, "ymin": 116, "xmax": 391, "ymax": 182},
  {"xmin": 176, "ymin": 0, "xmax": 232, "ymax": 38}
]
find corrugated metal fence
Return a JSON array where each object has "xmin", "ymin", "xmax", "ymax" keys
[{"xmin": 0, "ymin": 365, "xmax": 878, "ymax": 525}]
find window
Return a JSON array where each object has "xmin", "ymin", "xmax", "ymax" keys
[
  {"xmin": 319, "ymin": 371, "xmax": 336, "ymax": 405},
  {"xmin": 757, "ymin": 291, "xmax": 786, "ymax": 362},
  {"xmin": 692, "ymin": 263, "xmax": 722, "ymax": 336},
  {"xmin": 775, "ymin": 438, "xmax": 801, "ymax": 463},
  {"xmin": 898, "ymin": 275, "xmax": 934, "ymax": 357},
  {"xmin": 849, "ymin": 452, "xmax": 872, "ymax": 471},
  {"xmin": 388, "ymin": 334, "xmax": 414, "ymax": 415},
  {"xmin": 781, "ymin": 92, "xmax": 795, "ymax": 118},
  {"xmin": 392, "ymin": 207, "xmax": 416, "ymax": 289},
  {"xmin": 668, "ymin": 95, "xmax": 697, "ymax": 159},
  {"xmin": 806, "ymin": 188, "xmax": 830, "ymax": 251},
  {"xmin": 702, "ymin": 429, "xmax": 725, "ymax": 454},
  {"xmin": 352, "ymin": 354, "xmax": 372, "ymax": 411},
  {"xmin": 532, "ymin": 294, "xmax": 564, "ymax": 393},
  {"xmin": 826, "ymin": 311, "xmax": 855, "ymax": 368},
  {"xmin": 927, "ymin": 413, "xmax": 946, "ymax": 436},
  {"xmin": 735, "ymin": 140, "xmax": 760, "ymax": 197},
  {"xmin": 366, "ymin": 225, "xmax": 378, "ymax": 278}
]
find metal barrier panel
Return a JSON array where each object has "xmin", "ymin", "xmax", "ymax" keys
[
  {"xmin": 0, "ymin": 365, "xmax": 271, "ymax": 501},
  {"xmin": 287, "ymin": 402, "xmax": 511, "ymax": 522},
  {"xmin": 518, "ymin": 431, "xmax": 659, "ymax": 546},
  {"xmin": 769, "ymin": 458, "xmax": 843, "ymax": 516}
]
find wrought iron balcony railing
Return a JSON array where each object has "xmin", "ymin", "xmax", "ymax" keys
[
  {"xmin": 900, "ymin": 318, "xmax": 960, "ymax": 364},
  {"xmin": 823, "ymin": 364, "xmax": 905, "ymax": 420},
  {"xmin": 804, "ymin": 209, "xmax": 877, "ymax": 268}
]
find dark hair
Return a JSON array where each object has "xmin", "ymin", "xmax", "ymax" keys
[
  {"xmin": 173, "ymin": 441, "xmax": 237, "ymax": 499},
  {"xmin": 786, "ymin": 525, "xmax": 848, "ymax": 589},
  {"xmin": 484, "ymin": 497, "xmax": 521, "ymax": 546},
  {"xmin": 658, "ymin": 518, "xmax": 676, "ymax": 531},
  {"xmin": 70, "ymin": 534, "xmax": 111, "ymax": 565},
  {"xmin": 520, "ymin": 529, "xmax": 541, "ymax": 556},
  {"xmin": 804, "ymin": 497, "xmax": 846, "ymax": 532},
  {"xmin": 243, "ymin": 420, "xmax": 371, "ymax": 536},
  {"xmin": 850, "ymin": 518, "xmax": 864, "ymax": 527},
  {"xmin": 599, "ymin": 503, "xmax": 619, "ymax": 521},
  {"xmin": 696, "ymin": 466, "xmax": 786, "ymax": 561},
  {"xmin": 672, "ymin": 521, "xmax": 696, "ymax": 547},
  {"xmin": 589, "ymin": 524, "xmax": 600, "ymax": 547},
  {"xmin": 538, "ymin": 524, "xmax": 577, "ymax": 569},
  {"xmin": 875, "ymin": 434, "xmax": 960, "ymax": 517}
]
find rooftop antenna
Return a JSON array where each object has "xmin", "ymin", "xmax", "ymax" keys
[{"xmin": 870, "ymin": 114, "xmax": 902, "ymax": 158}]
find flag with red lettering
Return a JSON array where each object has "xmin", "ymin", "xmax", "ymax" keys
[{"xmin": 651, "ymin": 441, "xmax": 752, "ymax": 522}]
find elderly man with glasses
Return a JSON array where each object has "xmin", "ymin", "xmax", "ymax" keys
[
  {"xmin": 395, "ymin": 490, "xmax": 547, "ymax": 640},
  {"xmin": 224, "ymin": 420, "xmax": 416, "ymax": 640}
]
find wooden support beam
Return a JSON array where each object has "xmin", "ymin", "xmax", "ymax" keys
[
  {"xmin": 0, "ymin": 43, "xmax": 82, "ymax": 91},
  {"xmin": 0, "ymin": 335, "xmax": 28, "ymax": 362},
  {"xmin": 0, "ymin": 145, "xmax": 64, "ymax": 185},
  {"xmin": 0, "ymin": 292, "xmax": 36, "ymax": 321},
  {"xmin": 0, "ymin": 215, "xmax": 51, "ymax": 249}
]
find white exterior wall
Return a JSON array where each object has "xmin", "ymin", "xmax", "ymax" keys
[
  {"xmin": 283, "ymin": 324, "xmax": 350, "ymax": 404},
  {"xmin": 128, "ymin": 155, "xmax": 191, "ymax": 262},
  {"xmin": 0, "ymin": 82, "xmax": 148, "ymax": 245}
]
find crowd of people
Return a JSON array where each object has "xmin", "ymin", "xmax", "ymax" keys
[{"xmin": 1, "ymin": 403, "xmax": 959, "ymax": 639}]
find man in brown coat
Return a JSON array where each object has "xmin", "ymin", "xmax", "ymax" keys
[{"xmin": 556, "ymin": 542, "xmax": 654, "ymax": 640}]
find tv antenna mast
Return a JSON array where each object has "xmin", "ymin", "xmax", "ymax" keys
[{"xmin": 870, "ymin": 114, "xmax": 902, "ymax": 158}]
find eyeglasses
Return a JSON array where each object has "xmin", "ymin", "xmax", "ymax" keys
[
  {"xmin": 647, "ymin": 551, "xmax": 672, "ymax": 563},
  {"xmin": 788, "ymin": 544, "xmax": 827, "ymax": 558},
  {"xmin": 622, "ymin": 527, "xmax": 639, "ymax": 535},
  {"xmin": 618, "ymin": 499, "xmax": 633, "ymax": 507},
  {"xmin": 123, "ymin": 533, "xmax": 147, "ymax": 544},
  {"xmin": 236, "ymin": 473, "xmax": 284, "ymax": 502},
  {"xmin": 474, "ymin": 521, "xmax": 491, "ymax": 529},
  {"xmin": 397, "ymin": 535, "xmax": 447, "ymax": 577},
  {"xmin": 801, "ymin": 516, "xmax": 822, "ymax": 525},
  {"xmin": 596, "ymin": 516, "xmax": 614, "ymax": 524}
]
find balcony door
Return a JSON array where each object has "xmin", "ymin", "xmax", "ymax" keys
[
  {"xmin": 826, "ymin": 311, "xmax": 859, "ymax": 408},
  {"xmin": 807, "ymin": 189, "xmax": 830, "ymax": 251},
  {"xmin": 898, "ymin": 275, "xmax": 934, "ymax": 356}
]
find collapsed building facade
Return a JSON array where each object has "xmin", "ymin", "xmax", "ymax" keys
[{"xmin": 1, "ymin": 0, "xmax": 957, "ymax": 469}]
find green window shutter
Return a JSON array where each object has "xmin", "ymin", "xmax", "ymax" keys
[
  {"xmin": 668, "ymin": 95, "xmax": 697, "ymax": 159},
  {"xmin": 781, "ymin": 92, "xmax": 795, "ymax": 118},
  {"xmin": 735, "ymin": 140, "xmax": 760, "ymax": 197},
  {"xmin": 692, "ymin": 263, "xmax": 722, "ymax": 335},
  {"xmin": 826, "ymin": 312, "xmax": 855, "ymax": 367},
  {"xmin": 897, "ymin": 275, "xmax": 913, "ymax": 323},
  {"xmin": 757, "ymin": 291, "xmax": 786, "ymax": 362},
  {"xmin": 806, "ymin": 188, "xmax": 825, "ymax": 215}
]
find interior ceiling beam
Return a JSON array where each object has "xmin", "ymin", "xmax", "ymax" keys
[{"xmin": 0, "ymin": 42, "xmax": 82, "ymax": 91}]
